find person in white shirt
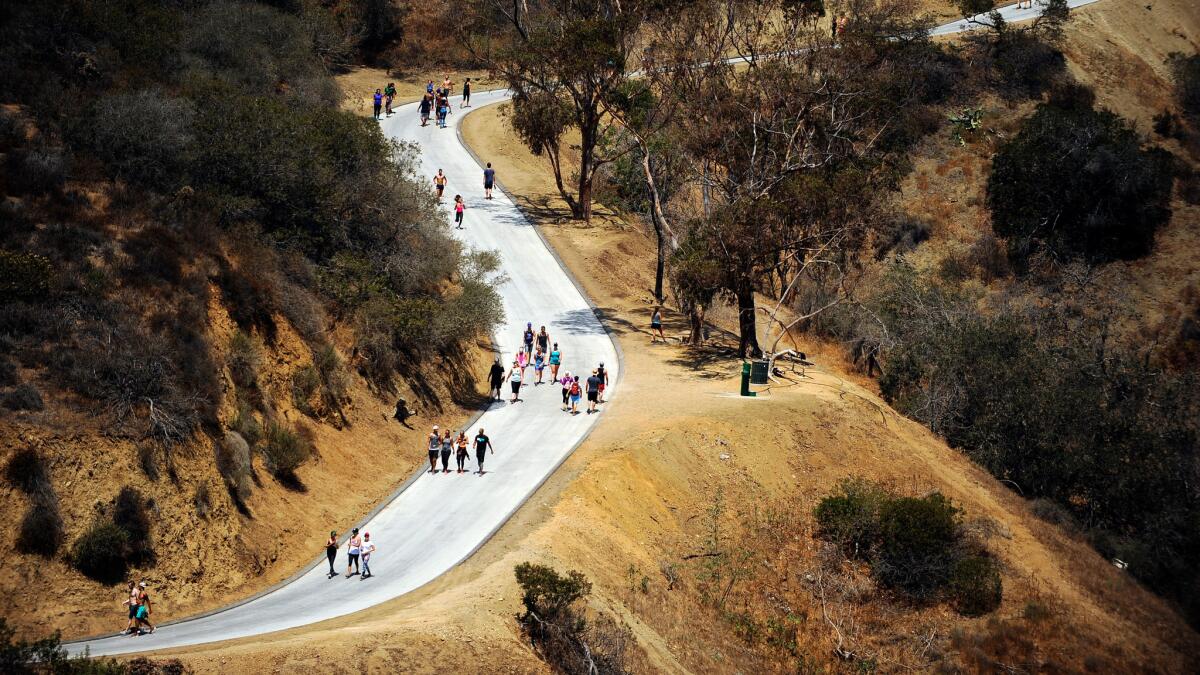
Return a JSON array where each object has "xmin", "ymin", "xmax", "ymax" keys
[{"xmin": 360, "ymin": 532, "xmax": 376, "ymax": 579}]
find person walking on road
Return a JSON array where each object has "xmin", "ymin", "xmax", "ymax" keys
[
  {"xmin": 536, "ymin": 325, "xmax": 551, "ymax": 355},
  {"xmin": 549, "ymin": 343, "xmax": 562, "ymax": 381},
  {"xmin": 419, "ymin": 94, "xmax": 432, "ymax": 126},
  {"xmin": 360, "ymin": 532, "xmax": 375, "ymax": 579},
  {"xmin": 651, "ymin": 307, "xmax": 665, "ymax": 343},
  {"xmin": 122, "ymin": 581, "xmax": 139, "ymax": 635},
  {"xmin": 508, "ymin": 360, "xmax": 523, "ymax": 403},
  {"xmin": 372, "ymin": 89, "xmax": 383, "ymax": 120},
  {"xmin": 474, "ymin": 428, "xmax": 493, "ymax": 474},
  {"xmin": 440, "ymin": 430, "xmax": 453, "ymax": 473},
  {"xmin": 560, "ymin": 370, "xmax": 572, "ymax": 410},
  {"xmin": 434, "ymin": 169, "xmax": 447, "ymax": 201},
  {"xmin": 384, "ymin": 82, "xmax": 396, "ymax": 116},
  {"xmin": 456, "ymin": 430, "xmax": 469, "ymax": 473},
  {"xmin": 461, "ymin": 77, "xmax": 471, "ymax": 108},
  {"xmin": 516, "ymin": 348, "xmax": 529, "ymax": 378},
  {"xmin": 568, "ymin": 376, "xmax": 582, "ymax": 414},
  {"xmin": 345, "ymin": 528, "xmax": 362, "ymax": 577},
  {"xmin": 325, "ymin": 530, "xmax": 338, "ymax": 578},
  {"xmin": 596, "ymin": 362, "xmax": 610, "ymax": 403},
  {"xmin": 586, "ymin": 369, "xmax": 602, "ymax": 414},
  {"xmin": 454, "ymin": 194, "xmax": 466, "ymax": 229},
  {"xmin": 133, "ymin": 582, "xmax": 154, "ymax": 635},
  {"xmin": 484, "ymin": 162, "xmax": 496, "ymax": 199},
  {"xmin": 488, "ymin": 357, "xmax": 505, "ymax": 401},
  {"xmin": 522, "ymin": 322, "xmax": 535, "ymax": 357},
  {"xmin": 533, "ymin": 348, "xmax": 546, "ymax": 385},
  {"xmin": 428, "ymin": 425, "xmax": 441, "ymax": 473}
]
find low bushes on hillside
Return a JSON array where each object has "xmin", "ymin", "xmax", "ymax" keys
[
  {"xmin": 71, "ymin": 520, "xmax": 131, "ymax": 585},
  {"xmin": 514, "ymin": 562, "xmax": 632, "ymax": 675},
  {"xmin": 3, "ymin": 383, "xmax": 44, "ymax": 411},
  {"xmin": 814, "ymin": 479, "xmax": 1002, "ymax": 615},
  {"xmin": 0, "ymin": 618, "xmax": 189, "ymax": 674},
  {"xmin": 262, "ymin": 421, "xmax": 311, "ymax": 480},
  {"xmin": 17, "ymin": 502, "xmax": 64, "ymax": 558},
  {"xmin": 5, "ymin": 448, "xmax": 49, "ymax": 495}
]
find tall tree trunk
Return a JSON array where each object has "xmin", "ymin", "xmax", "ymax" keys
[
  {"xmin": 638, "ymin": 145, "xmax": 676, "ymax": 303},
  {"xmin": 546, "ymin": 142, "xmax": 580, "ymax": 217},
  {"xmin": 689, "ymin": 302, "xmax": 706, "ymax": 346},
  {"xmin": 735, "ymin": 278, "xmax": 761, "ymax": 357},
  {"xmin": 575, "ymin": 111, "xmax": 597, "ymax": 222}
]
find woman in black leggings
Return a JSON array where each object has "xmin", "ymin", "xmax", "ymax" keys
[
  {"xmin": 440, "ymin": 432, "xmax": 453, "ymax": 473},
  {"xmin": 325, "ymin": 530, "xmax": 338, "ymax": 578}
]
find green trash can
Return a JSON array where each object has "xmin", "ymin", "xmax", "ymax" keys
[{"xmin": 750, "ymin": 359, "xmax": 770, "ymax": 385}]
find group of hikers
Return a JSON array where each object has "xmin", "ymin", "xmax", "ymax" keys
[
  {"xmin": 119, "ymin": 581, "xmax": 154, "ymax": 636},
  {"xmin": 325, "ymin": 528, "xmax": 376, "ymax": 579},
  {"xmin": 372, "ymin": 74, "xmax": 472, "ymax": 124},
  {"xmin": 486, "ymin": 322, "xmax": 610, "ymax": 414},
  {"xmin": 425, "ymin": 425, "xmax": 495, "ymax": 474},
  {"xmin": 417, "ymin": 75, "xmax": 471, "ymax": 128}
]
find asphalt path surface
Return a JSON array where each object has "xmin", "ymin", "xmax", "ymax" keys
[{"xmin": 68, "ymin": 0, "xmax": 1101, "ymax": 657}]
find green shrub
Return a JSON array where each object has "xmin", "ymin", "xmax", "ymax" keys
[
  {"xmin": 875, "ymin": 493, "xmax": 961, "ymax": 598},
  {"xmin": 514, "ymin": 562, "xmax": 631, "ymax": 674},
  {"xmin": 0, "ymin": 359, "xmax": 18, "ymax": 387},
  {"xmin": 3, "ymin": 383, "xmax": 44, "ymax": 411},
  {"xmin": 227, "ymin": 330, "xmax": 262, "ymax": 389},
  {"xmin": 5, "ymin": 447, "xmax": 48, "ymax": 495},
  {"xmin": 0, "ymin": 617, "xmax": 188, "ymax": 674},
  {"xmin": 291, "ymin": 365, "xmax": 321, "ymax": 416},
  {"xmin": 813, "ymin": 478, "xmax": 887, "ymax": 558},
  {"xmin": 113, "ymin": 486, "xmax": 153, "ymax": 565},
  {"xmin": 262, "ymin": 421, "xmax": 311, "ymax": 477},
  {"xmin": 72, "ymin": 520, "xmax": 130, "ymax": 584},
  {"xmin": 16, "ymin": 501, "xmax": 63, "ymax": 557},
  {"xmin": 950, "ymin": 555, "xmax": 1003, "ymax": 616},
  {"xmin": 987, "ymin": 102, "xmax": 1174, "ymax": 265},
  {"xmin": 230, "ymin": 403, "xmax": 262, "ymax": 448}
]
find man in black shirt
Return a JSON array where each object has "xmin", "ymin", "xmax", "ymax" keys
[
  {"xmin": 488, "ymin": 357, "xmax": 505, "ymax": 401},
  {"xmin": 474, "ymin": 429, "xmax": 494, "ymax": 475},
  {"xmin": 586, "ymin": 370, "xmax": 602, "ymax": 414}
]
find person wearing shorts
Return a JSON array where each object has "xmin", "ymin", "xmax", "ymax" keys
[
  {"xmin": 384, "ymin": 82, "xmax": 396, "ymax": 116},
  {"xmin": 488, "ymin": 357, "xmax": 505, "ymax": 401},
  {"xmin": 474, "ymin": 429, "xmax": 493, "ymax": 474},
  {"xmin": 533, "ymin": 349, "xmax": 546, "ymax": 385},
  {"xmin": 419, "ymin": 94, "xmax": 432, "ymax": 126},
  {"xmin": 454, "ymin": 194, "xmax": 465, "ymax": 229},
  {"xmin": 134, "ymin": 583, "xmax": 154, "ymax": 634},
  {"xmin": 427, "ymin": 426, "xmax": 441, "ymax": 473},
  {"xmin": 122, "ymin": 581, "xmax": 139, "ymax": 634},
  {"xmin": 522, "ymin": 322, "xmax": 535, "ymax": 356},
  {"xmin": 345, "ymin": 528, "xmax": 362, "ymax": 577},
  {"xmin": 586, "ymin": 370, "xmax": 601, "ymax": 413},
  {"xmin": 461, "ymin": 77, "xmax": 471, "ymax": 108},
  {"xmin": 596, "ymin": 362, "xmax": 609, "ymax": 403},
  {"xmin": 434, "ymin": 170, "xmax": 447, "ymax": 200},
  {"xmin": 568, "ymin": 376, "xmax": 583, "ymax": 414},
  {"xmin": 483, "ymin": 163, "xmax": 496, "ymax": 199},
  {"xmin": 549, "ymin": 343, "xmax": 562, "ymax": 381},
  {"xmin": 536, "ymin": 326, "xmax": 551, "ymax": 354},
  {"xmin": 456, "ymin": 431, "xmax": 469, "ymax": 473},
  {"xmin": 651, "ymin": 307, "xmax": 665, "ymax": 343}
]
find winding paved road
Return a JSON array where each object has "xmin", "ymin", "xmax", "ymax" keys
[{"xmin": 67, "ymin": 0, "xmax": 1100, "ymax": 658}]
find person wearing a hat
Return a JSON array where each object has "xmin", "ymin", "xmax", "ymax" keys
[
  {"xmin": 428, "ymin": 425, "xmax": 441, "ymax": 473},
  {"xmin": 360, "ymin": 532, "xmax": 376, "ymax": 579},
  {"xmin": 325, "ymin": 530, "xmax": 339, "ymax": 578},
  {"xmin": 596, "ymin": 361, "xmax": 609, "ymax": 403},
  {"xmin": 134, "ymin": 581, "xmax": 154, "ymax": 634},
  {"xmin": 345, "ymin": 528, "xmax": 362, "ymax": 578}
]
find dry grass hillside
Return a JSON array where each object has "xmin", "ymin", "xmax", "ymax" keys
[{"xmin": 0, "ymin": 262, "xmax": 492, "ymax": 639}]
